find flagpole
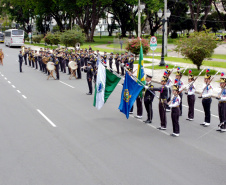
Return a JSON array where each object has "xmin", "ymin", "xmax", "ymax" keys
[{"xmin": 120, "ymin": 63, "xmax": 159, "ymax": 99}]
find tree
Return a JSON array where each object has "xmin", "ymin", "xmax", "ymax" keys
[
  {"xmin": 60, "ymin": 29, "xmax": 86, "ymax": 47},
  {"xmin": 187, "ymin": 0, "xmax": 214, "ymax": 31},
  {"xmin": 203, "ymin": 11, "xmax": 224, "ymax": 33},
  {"xmin": 174, "ymin": 28, "xmax": 218, "ymax": 70},
  {"xmin": 213, "ymin": 0, "xmax": 226, "ymax": 30},
  {"xmin": 110, "ymin": 0, "xmax": 137, "ymax": 37}
]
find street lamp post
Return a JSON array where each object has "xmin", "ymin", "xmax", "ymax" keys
[
  {"xmin": 99, "ymin": 24, "xmax": 102, "ymax": 39},
  {"xmin": 158, "ymin": 9, "xmax": 171, "ymax": 66}
]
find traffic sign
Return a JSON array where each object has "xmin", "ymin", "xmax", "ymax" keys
[{"xmin": 150, "ymin": 36, "xmax": 157, "ymax": 51}]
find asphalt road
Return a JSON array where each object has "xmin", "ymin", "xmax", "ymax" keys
[{"xmin": 0, "ymin": 44, "xmax": 226, "ymax": 185}]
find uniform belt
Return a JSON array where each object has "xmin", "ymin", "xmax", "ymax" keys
[
  {"xmin": 203, "ymin": 97, "xmax": 211, "ymax": 99},
  {"xmin": 160, "ymin": 99, "xmax": 166, "ymax": 100},
  {"xmin": 172, "ymin": 106, "xmax": 179, "ymax": 108},
  {"xmin": 219, "ymin": 101, "xmax": 226, "ymax": 103}
]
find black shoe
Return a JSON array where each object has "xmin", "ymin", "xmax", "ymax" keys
[
  {"xmin": 86, "ymin": 93, "xmax": 92, "ymax": 95},
  {"xmin": 143, "ymin": 120, "xmax": 152, "ymax": 124}
]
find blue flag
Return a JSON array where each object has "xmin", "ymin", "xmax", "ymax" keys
[{"xmin": 118, "ymin": 72, "xmax": 143, "ymax": 119}]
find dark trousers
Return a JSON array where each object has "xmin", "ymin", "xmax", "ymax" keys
[
  {"xmin": 144, "ymin": 100, "xmax": 153, "ymax": 121},
  {"xmin": 87, "ymin": 78, "xmax": 92, "ymax": 94},
  {"xmin": 179, "ymin": 93, "xmax": 183, "ymax": 115},
  {"xmin": 219, "ymin": 102, "xmax": 226, "ymax": 129},
  {"xmin": 187, "ymin": 94, "xmax": 195, "ymax": 119},
  {"xmin": 136, "ymin": 97, "xmax": 143, "ymax": 116},
  {"xmin": 55, "ymin": 65, "xmax": 59, "ymax": 79},
  {"xmin": 130, "ymin": 106, "xmax": 133, "ymax": 112},
  {"xmin": 32, "ymin": 60, "xmax": 34, "ymax": 68},
  {"xmin": 116, "ymin": 62, "xmax": 120, "ymax": 74},
  {"xmin": 62, "ymin": 61, "xmax": 66, "ymax": 73},
  {"xmin": 109, "ymin": 61, "xmax": 113, "ymax": 69},
  {"xmin": 159, "ymin": 100, "xmax": 167, "ymax": 128},
  {"xmin": 171, "ymin": 107, "xmax": 180, "ymax": 134},
  {"xmin": 28, "ymin": 59, "xmax": 31, "ymax": 66},
  {"xmin": 38, "ymin": 60, "xmax": 42, "ymax": 71},
  {"xmin": 19, "ymin": 61, "xmax": 22, "ymax": 72},
  {"xmin": 24, "ymin": 56, "xmax": 27, "ymax": 65},
  {"xmin": 121, "ymin": 66, "xmax": 124, "ymax": 75},
  {"xmin": 35, "ymin": 59, "xmax": 38, "ymax": 69},
  {"xmin": 202, "ymin": 98, "xmax": 212, "ymax": 123},
  {"xmin": 77, "ymin": 67, "xmax": 81, "ymax": 79},
  {"xmin": 166, "ymin": 88, "xmax": 171, "ymax": 110}
]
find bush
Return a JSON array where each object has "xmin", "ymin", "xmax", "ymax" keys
[
  {"xmin": 171, "ymin": 31, "xmax": 178, "ymax": 39},
  {"xmin": 24, "ymin": 32, "xmax": 29, "ymax": 42},
  {"xmin": 60, "ymin": 29, "xmax": 86, "ymax": 47},
  {"xmin": 174, "ymin": 28, "xmax": 218, "ymax": 70},
  {"xmin": 50, "ymin": 32, "xmax": 60, "ymax": 45},
  {"xmin": 44, "ymin": 32, "xmax": 53, "ymax": 45},
  {"xmin": 125, "ymin": 38, "xmax": 150, "ymax": 55},
  {"xmin": 32, "ymin": 35, "xmax": 43, "ymax": 43}
]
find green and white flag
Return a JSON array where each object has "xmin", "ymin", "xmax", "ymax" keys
[{"xmin": 93, "ymin": 62, "xmax": 121, "ymax": 110}]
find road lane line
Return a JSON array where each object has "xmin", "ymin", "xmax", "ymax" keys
[
  {"xmin": 12, "ymin": 85, "xmax": 16, "ymax": 88},
  {"xmin": 8, "ymin": 81, "xmax": 11, "ymax": 84},
  {"xmin": 22, "ymin": 95, "xmax": 27, "ymax": 99},
  {"xmin": 1, "ymin": 74, "xmax": 3, "ymax": 76},
  {"xmin": 133, "ymin": 116, "xmax": 170, "ymax": 136},
  {"xmin": 37, "ymin": 109, "xmax": 57, "ymax": 127},
  {"xmin": 59, "ymin": 81, "xmax": 75, "ymax": 88},
  {"xmin": 182, "ymin": 105, "xmax": 218, "ymax": 118},
  {"xmin": 4, "ymin": 77, "xmax": 7, "ymax": 80},
  {"xmin": 17, "ymin": 90, "xmax": 21, "ymax": 93}
]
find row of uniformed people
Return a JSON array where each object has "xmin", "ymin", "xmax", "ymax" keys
[{"xmin": 140, "ymin": 70, "xmax": 226, "ymax": 137}]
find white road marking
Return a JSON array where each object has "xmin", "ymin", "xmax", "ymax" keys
[
  {"xmin": 17, "ymin": 90, "xmax": 21, "ymax": 93},
  {"xmin": 182, "ymin": 104, "xmax": 219, "ymax": 118},
  {"xmin": 8, "ymin": 81, "xmax": 11, "ymax": 84},
  {"xmin": 22, "ymin": 95, "xmax": 27, "ymax": 99},
  {"xmin": 133, "ymin": 115, "xmax": 170, "ymax": 136},
  {"xmin": 1, "ymin": 74, "xmax": 3, "ymax": 76},
  {"xmin": 59, "ymin": 81, "xmax": 75, "ymax": 88},
  {"xmin": 12, "ymin": 85, "xmax": 16, "ymax": 88},
  {"xmin": 37, "ymin": 109, "xmax": 57, "ymax": 127},
  {"xmin": 4, "ymin": 77, "xmax": 7, "ymax": 80}
]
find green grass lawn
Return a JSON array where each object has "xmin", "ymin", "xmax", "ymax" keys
[
  {"xmin": 182, "ymin": 68, "xmax": 218, "ymax": 76},
  {"xmin": 148, "ymin": 56, "xmax": 226, "ymax": 69},
  {"xmin": 134, "ymin": 60, "xmax": 152, "ymax": 64},
  {"xmin": 211, "ymin": 54, "xmax": 226, "ymax": 60},
  {"xmin": 145, "ymin": 64, "xmax": 180, "ymax": 70}
]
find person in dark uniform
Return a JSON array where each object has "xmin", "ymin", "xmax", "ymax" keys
[
  {"xmin": 151, "ymin": 76, "xmax": 168, "ymax": 130},
  {"xmin": 18, "ymin": 50, "xmax": 23, "ymax": 72},
  {"xmin": 143, "ymin": 74, "xmax": 155, "ymax": 123},
  {"xmin": 34, "ymin": 50, "xmax": 38, "ymax": 70},
  {"xmin": 89, "ymin": 45, "xmax": 92, "ymax": 52},
  {"xmin": 28, "ymin": 48, "xmax": 32, "ymax": 66},
  {"xmin": 199, "ymin": 73, "xmax": 213, "ymax": 127},
  {"xmin": 109, "ymin": 52, "xmax": 113, "ymax": 69},
  {"xmin": 103, "ymin": 52, "xmax": 107, "ymax": 64},
  {"xmin": 84, "ymin": 61, "xmax": 93, "ymax": 95},
  {"xmin": 62, "ymin": 52, "xmax": 66, "ymax": 73},
  {"xmin": 38, "ymin": 51, "xmax": 42, "ymax": 71},
  {"xmin": 24, "ymin": 47, "xmax": 28, "ymax": 65},
  {"xmin": 128, "ymin": 54, "xmax": 134, "ymax": 71},
  {"xmin": 54, "ymin": 56, "xmax": 60, "ymax": 80},
  {"xmin": 76, "ymin": 53, "xmax": 82, "ymax": 79},
  {"xmin": 120, "ymin": 53, "xmax": 125, "ymax": 76},
  {"xmin": 115, "ymin": 53, "xmax": 120, "ymax": 74},
  {"xmin": 216, "ymin": 75, "xmax": 226, "ymax": 132},
  {"xmin": 185, "ymin": 74, "xmax": 196, "ymax": 121},
  {"xmin": 80, "ymin": 49, "xmax": 85, "ymax": 71},
  {"xmin": 174, "ymin": 71, "xmax": 184, "ymax": 116},
  {"xmin": 168, "ymin": 85, "xmax": 181, "ymax": 137}
]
